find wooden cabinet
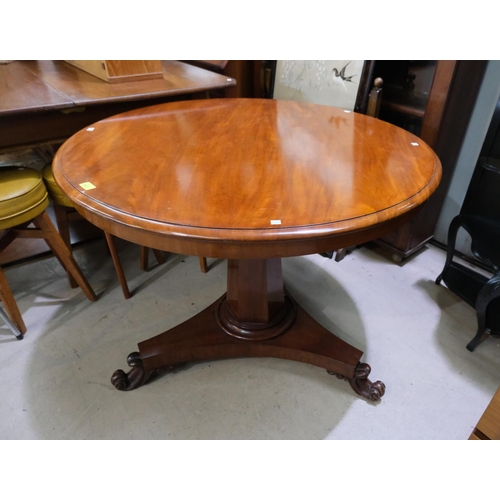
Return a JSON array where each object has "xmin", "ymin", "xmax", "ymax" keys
[{"xmin": 364, "ymin": 61, "xmax": 488, "ymax": 262}]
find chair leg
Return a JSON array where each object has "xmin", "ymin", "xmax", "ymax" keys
[
  {"xmin": 436, "ymin": 215, "xmax": 462, "ymax": 285},
  {"xmin": 467, "ymin": 275, "xmax": 500, "ymax": 351},
  {"xmin": 0, "ymin": 265, "xmax": 27, "ymax": 334},
  {"xmin": 33, "ymin": 212, "xmax": 97, "ymax": 302},
  {"xmin": 53, "ymin": 202, "xmax": 78, "ymax": 289},
  {"xmin": 152, "ymin": 249, "xmax": 165, "ymax": 266},
  {"xmin": 140, "ymin": 247, "xmax": 166, "ymax": 272},
  {"xmin": 199, "ymin": 257, "xmax": 208, "ymax": 273},
  {"xmin": 104, "ymin": 232, "xmax": 132, "ymax": 299}
]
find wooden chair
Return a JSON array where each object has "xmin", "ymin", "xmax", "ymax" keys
[
  {"xmin": 436, "ymin": 158, "xmax": 500, "ymax": 351},
  {"xmin": 41, "ymin": 164, "xmax": 208, "ymax": 299},
  {"xmin": 366, "ymin": 77, "xmax": 384, "ymax": 118},
  {"xmin": 0, "ymin": 167, "xmax": 97, "ymax": 338}
]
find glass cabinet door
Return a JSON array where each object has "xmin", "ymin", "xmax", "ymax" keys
[{"xmin": 375, "ymin": 60, "xmax": 438, "ymax": 137}]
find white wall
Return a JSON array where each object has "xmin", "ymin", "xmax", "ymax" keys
[{"xmin": 434, "ymin": 60, "xmax": 500, "ymax": 256}]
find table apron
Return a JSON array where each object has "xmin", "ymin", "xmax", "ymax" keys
[{"xmin": 74, "ymin": 204, "xmax": 424, "ymax": 260}]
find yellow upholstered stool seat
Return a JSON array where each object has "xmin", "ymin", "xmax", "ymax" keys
[
  {"xmin": 0, "ymin": 168, "xmax": 49, "ymax": 229},
  {"xmin": 0, "ymin": 167, "xmax": 96, "ymax": 338},
  {"xmin": 42, "ymin": 163, "xmax": 73, "ymax": 207}
]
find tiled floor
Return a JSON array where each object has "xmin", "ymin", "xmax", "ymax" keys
[{"xmin": 1, "ymin": 240, "xmax": 499, "ymax": 439}]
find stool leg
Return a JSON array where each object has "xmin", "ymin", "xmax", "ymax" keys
[
  {"xmin": 105, "ymin": 232, "xmax": 132, "ymax": 299},
  {"xmin": 33, "ymin": 212, "xmax": 97, "ymax": 302},
  {"xmin": 0, "ymin": 265, "xmax": 27, "ymax": 334},
  {"xmin": 141, "ymin": 247, "xmax": 165, "ymax": 272},
  {"xmin": 152, "ymin": 249, "xmax": 165, "ymax": 266},
  {"xmin": 199, "ymin": 257, "xmax": 208, "ymax": 273},
  {"xmin": 140, "ymin": 246, "xmax": 149, "ymax": 272},
  {"xmin": 53, "ymin": 202, "xmax": 78, "ymax": 289}
]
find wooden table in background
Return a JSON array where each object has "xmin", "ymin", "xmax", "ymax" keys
[
  {"xmin": 52, "ymin": 98, "xmax": 441, "ymax": 401},
  {"xmin": 0, "ymin": 60, "xmax": 236, "ymax": 265},
  {"xmin": 0, "ymin": 60, "xmax": 236, "ymax": 152}
]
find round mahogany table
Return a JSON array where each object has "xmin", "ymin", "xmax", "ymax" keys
[{"xmin": 53, "ymin": 98, "xmax": 442, "ymax": 401}]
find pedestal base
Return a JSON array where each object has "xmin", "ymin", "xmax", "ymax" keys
[{"xmin": 111, "ymin": 293, "xmax": 385, "ymax": 401}]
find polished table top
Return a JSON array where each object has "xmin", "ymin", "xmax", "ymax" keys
[{"xmin": 53, "ymin": 98, "xmax": 442, "ymax": 258}]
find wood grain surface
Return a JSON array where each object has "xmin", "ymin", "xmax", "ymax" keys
[
  {"xmin": 0, "ymin": 63, "xmax": 72, "ymax": 115},
  {"xmin": 53, "ymin": 98, "xmax": 442, "ymax": 259},
  {"xmin": 20, "ymin": 61, "xmax": 235, "ymax": 107}
]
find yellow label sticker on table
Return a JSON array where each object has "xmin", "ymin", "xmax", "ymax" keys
[{"xmin": 79, "ymin": 182, "xmax": 96, "ymax": 190}]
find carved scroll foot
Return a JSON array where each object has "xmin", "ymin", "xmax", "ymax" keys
[
  {"xmin": 111, "ymin": 352, "xmax": 171, "ymax": 391},
  {"xmin": 328, "ymin": 363, "xmax": 385, "ymax": 402}
]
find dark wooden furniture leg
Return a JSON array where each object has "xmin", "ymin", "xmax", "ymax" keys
[{"xmin": 111, "ymin": 258, "xmax": 385, "ymax": 401}]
